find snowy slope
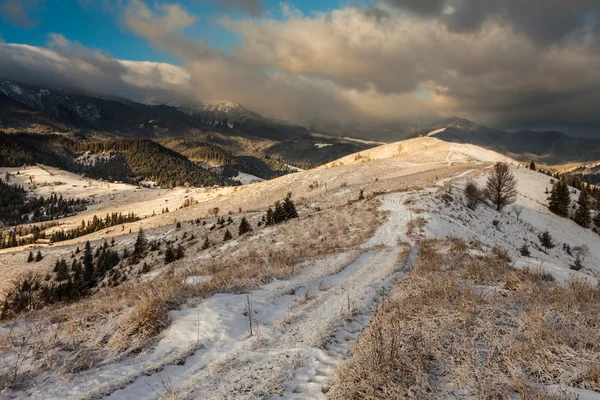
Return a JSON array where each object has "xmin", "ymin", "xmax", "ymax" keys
[
  {"xmin": 323, "ymin": 136, "xmax": 515, "ymax": 168},
  {"xmin": 5, "ymin": 137, "xmax": 600, "ymax": 399}
]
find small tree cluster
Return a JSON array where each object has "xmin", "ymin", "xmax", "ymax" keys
[
  {"xmin": 164, "ymin": 243, "xmax": 185, "ymax": 264},
  {"xmin": 264, "ymin": 192, "xmax": 299, "ymax": 226}
]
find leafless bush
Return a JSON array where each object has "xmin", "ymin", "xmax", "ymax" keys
[
  {"xmin": 464, "ymin": 181, "xmax": 483, "ymax": 210},
  {"xmin": 485, "ymin": 162, "xmax": 518, "ymax": 211}
]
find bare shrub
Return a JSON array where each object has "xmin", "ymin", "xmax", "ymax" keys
[{"xmin": 464, "ymin": 181, "xmax": 482, "ymax": 210}]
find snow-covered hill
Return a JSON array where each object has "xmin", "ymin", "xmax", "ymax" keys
[{"xmin": 2, "ymin": 137, "xmax": 600, "ymax": 399}]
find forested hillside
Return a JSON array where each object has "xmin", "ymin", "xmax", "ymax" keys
[{"xmin": 0, "ymin": 132, "xmax": 227, "ymax": 188}]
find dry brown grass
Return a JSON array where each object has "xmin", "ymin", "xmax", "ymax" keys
[
  {"xmin": 329, "ymin": 239, "xmax": 600, "ymax": 399},
  {"xmin": 0, "ymin": 197, "xmax": 384, "ymax": 393}
]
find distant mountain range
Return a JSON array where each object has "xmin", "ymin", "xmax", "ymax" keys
[
  {"xmin": 418, "ymin": 117, "xmax": 600, "ymax": 165},
  {"xmin": 0, "ymin": 79, "xmax": 377, "ymax": 186},
  {"xmin": 1, "ymin": 79, "xmax": 600, "ymax": 168}
]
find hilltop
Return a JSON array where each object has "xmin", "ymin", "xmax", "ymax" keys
[{"xmin": 0, "ymin": 137, "xmax": 599, "ymax": 399}]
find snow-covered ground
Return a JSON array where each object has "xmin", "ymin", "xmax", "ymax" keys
[
  {"xmin": 3, "ymin": 137, "xmax": 600, "ymax": 398},
  {"xmin": 233, "ymin": 171, "xmax": 264, "ymax": 185}
]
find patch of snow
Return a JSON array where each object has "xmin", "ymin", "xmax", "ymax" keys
[
  {"xmin": 427, "ymin": 127, "xmax": 446, "ymax": 136},
  {"xmin": 341, "ymin": 137, "xmax": 385, "ymax": 145},
  {"xmin": 233, "ymin": 172, "xmax": 263, "ymax": 185},
  {"xmin": 286, "ymin": 164, "xmax": 304, "ymax": 172},
  {"xmin": 184, "ymin": 275, "xmax": 212, "ymax": 285}
]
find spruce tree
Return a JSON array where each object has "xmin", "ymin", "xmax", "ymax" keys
[
  {"xmin": 594, "ymin": 213, "xmax": 600, "ymax": 229},
  {"xmin": 548, "ymin": 180, "xmax": 570, "ymax": 217},
  {"xmin": 538, "ymin": 231, "xmax": 556, "ymax": 254},
  {"xmin": 202, "ymin": 236, "xmax": 210, "ymax": 250},
  {"xmin": 529, "ymin": 161, "xmax": 536, "ymax": 171},
  {"xmin": 283, "ymin": 193, "xmax": 298, "ymax": 220},
  {"xmin": 35, "ymin": 250, "xmax": 43, "ymax": 262},
  {"xmin": 519, "ymin": 243, "xmax": 531, "ymax": 257},
  {"xmin": 56, "ymin": 259, "xmax": 70, "ymax": 281},
  {"xmin": 83, "ymin": 241, "xmax": 94, "ymax": 283},
  {"xmin": 175, "ymin": 245, "xmax": 185, "ymax": 260},
  {"xmin": 134, "ymin": 228, "xmax": 148, "ymax": 255},
  {"xmin": 265, "ymin": 207, "xmax": 275, "ymax": 226},
  {"xmin": 238, "ymin": 217, "xmax": 253, "ymax": 235},
  {"xmin": 223, "ymin": 229, "xmax": 233, "ymax": 241},
  {"xmin": 164, "ymin": 245, "xmax": 176, "ymax": 264},
  {"xmin": 27, "ymin": 251, "xmax": 34, "ymax": 263},
  {"xmin": 574, "ymin": 189, "xmax": 592, "ymax": 228}
]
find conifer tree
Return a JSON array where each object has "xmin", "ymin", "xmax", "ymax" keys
[
  {"xmin": 202, "ymin": 236, "xmax": 210, "ymax": 250},
  {"xmin": 134, "ymin": 228, "xmax": 148, "ymax": 255},
  {"xmin": 35, "ymin": 250, "xmax": 43, "ymax": 262},
  {"xmin": 223, "ymin": 229, "xmax": 233, "ymax": 241},
  {"xmin": 594, "ymin": 213, "xmax": 600, "ymax": 229},
  {"xmin": 56, "ymin": 259, "xmax": 69, "ymax": 281},
  {"xmin": 538, "ymin": 231, "xmax": 556, "ymax": 254},
  {"xmin": 175, "ymin": 245, "xmax": 185, "ymax": 259},
  {"xmin": 529, "ymin": 161, "xmax": 536, "ymax": 171},
  {"xmin": 83, "ymin": 241, "xmax": 94, "ymax": 283},
  {"xmin": 265, "ymin": 207, "xmax": 274, "ymax": 226},
  {"xmin": 27, "ymin": 251, "xmax": 34, "ymax": 263},
  {"xmin": 238, "ymin": 217, "xmax": 253, "ymax": 235},
  {"xmin": 519, "ymin": 243, "xmax": 531, "ymax": 257},
  {"xmin": 72, "ymin": 259, "xmax": 82, "ymax": 282},
  {"xmin": 164, "ymin": 244, "xmax": 176, "ymax": 264},
  {"xmin": 283, "ymin": 192, "xmax": 299, "ymax": 220},
  {"xmin": 574, "ymin": 189, "xmax": 592, "ymax": 228},
  {"xmin": 548, "ymin": 180, "xmax": 570, "ymax": 217}
]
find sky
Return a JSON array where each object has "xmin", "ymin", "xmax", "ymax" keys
[{"xmin": 0, "ymin": 0, "xmax": 600, "ymax": 135}]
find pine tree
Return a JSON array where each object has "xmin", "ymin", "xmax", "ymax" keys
[
  {"xmin": 594, "ymin": 213, "xmax": 600, "ymax": 229},
  {"xmin": 83, "ymin": 241, "xmax": 94, "ymax": 283},
  {"xmin": 519, "ymin": 243, "xmax": 531, "ymax": 257},
  {"xmin": 134, "ymin": 228, "xmax": 148, "ymax": 255},
  {"xmin": 27, "ymin": 251, "xmax": 34, "ymax": 263},
  {"xmin": 574, "ymin": 189, "xmax": 592, "ymax": 228},
  {"xmin": 202, "ymin": 236, "xmax": 210, "ymax": 250},
  {"xmin": 164, "ymin": 245, "xmax": 176, "ymax": 264},
  {"xmin": 283, "ymin": 192, "xmax": 298, "ymax": 220},
  {"xmin": 538, "ymin": 231, "xmax": 556, "ymax": 254},
  {"xmin": 35, "ymin": 250, "xmax": 43, "ymax": 262},
  {"xmin": 175, "ymin": 245, "xmax": 185, "ymax": 260},
  {"xmin": 548, "ymin": 180, "xmax": 570, "ymax": 217},
  {"xmin": 223, "ymin": 229, "xmax": 233, "ymax": 241},
  {"xmin": 529, "ymin": 161, "xmax": 536, "ymax": 171},
  {"xmin": 265, "ymin": 207, "xmax": 275, "ymax": 226},
  {"xmin": 72, "ymin": 259, "xmax": 82, "ymax": 282},
  {"xmin": 56, "ymin": 259, "xmax": 69, "ymax": 281},
  {"xmin": 238, "ymin": 217, "xmax": 253, "ymax": 235}
]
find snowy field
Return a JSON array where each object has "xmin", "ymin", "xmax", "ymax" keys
[{"xmin": 2, "ymin": 137, "xmax": 600, "ymax": 399}]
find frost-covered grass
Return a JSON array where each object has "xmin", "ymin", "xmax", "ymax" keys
[
  {"xmin": 330, "ymin": 238, "xmax": 600, "ymax": 399},
  {"xmin": 0, "ymin": 197, "xmax": 383, "ymax": 396}
]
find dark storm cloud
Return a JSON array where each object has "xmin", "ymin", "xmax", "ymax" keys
[
  {"xmin": 382, "ymin": 0, "xmax": 599, "ymax": 45},
  {"xmin": 382, "ymin": 0, "xmax": 445, "ymax": 16}
]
